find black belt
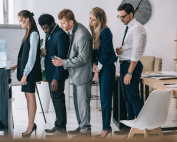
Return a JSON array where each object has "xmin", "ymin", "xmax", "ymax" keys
[{"xmin": 119, "ymin": 60, "xmax": 130, "ymax": 64}]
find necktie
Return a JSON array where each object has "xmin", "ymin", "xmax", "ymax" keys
[
  {"xmin": 68, "ymin": 33, "xmax": 71, "ymax": 41},
  {"xmin": 122, "ymin": 26, "xmax": 129, "ymax": 46}
]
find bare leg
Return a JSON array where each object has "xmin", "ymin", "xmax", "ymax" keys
[{"xmin": 25, "ymin": 92, "xmax": 37, "ymax": 134}]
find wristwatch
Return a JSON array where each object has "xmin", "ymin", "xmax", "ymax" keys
[{"xmin": 127, "ymin": 72, "xmax": 132, "ymax": 75}]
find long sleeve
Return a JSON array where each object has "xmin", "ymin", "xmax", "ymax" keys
[
  {"xmin": 53, "ymin": 32, "xmax": 69, "ymax": 81},
  {"xmin": 23, "ymin": 32, "xmax": 39, "ymax": 76},
  {"xmin": 131, "ymin": 26, "xmax": 146, "ymax": 61},
  {"xmin": 63, "ymin": 36, "xmax": 92, "ymax": 69},
  {"xmin": 97, "ymin": 28, "xmax": 112, "ymax": 65}
]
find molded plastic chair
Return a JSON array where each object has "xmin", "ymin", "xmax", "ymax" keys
[{"xmin": 120, "ymin": 89, "xmax": 173, "ymax": 139}]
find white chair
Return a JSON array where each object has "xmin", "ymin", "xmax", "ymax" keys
[{"xmin": 120, "ymin": 89, "xmax": 173, "ymax": 139}]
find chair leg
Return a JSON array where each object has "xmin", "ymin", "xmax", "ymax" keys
[
  {"xmin": 144, "ymin": 129, "xmax": 148, "ymax": 138},
  {"xmin": 157, "ymin": 127, "xmax": 165, "ymax": 139},
  {"xmin": 128, "ymin": 127, "xmax": 134, "ymax": 138}
]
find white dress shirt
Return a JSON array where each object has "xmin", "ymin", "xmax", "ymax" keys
[{"xmin": 118, "ymin": 18, "xmax": 147, "ymax": 62}]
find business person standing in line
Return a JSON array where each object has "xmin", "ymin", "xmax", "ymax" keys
[
  {"xmin": 89, "ymin": 7, "xmax": 117, "ymax": 138},
  {"xmin": 38, "ymin": 14, "xmax": 69, "ymax": 138},
  {"xmin": 52, "ymin": 9, "xmax": 93, "ymax": 138},
  {"xmin": 11, "ymin": 10, "xmax": 42, "ymax": 137},
  {"xmin": 116, "ymin": 3, "xmax": 147, "ymax": 131}
]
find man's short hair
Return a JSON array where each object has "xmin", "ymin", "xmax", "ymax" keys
[
  {"xmin": 38, "ymin": 13, "xmax": 55, "ymax": 26},
  {"xmin": 58, "ymin": 9, "xmax": 76, "ymax": 24},
  {"xmin": 118, "ymin": 3, "xmax": 135, "ymax": 16}
]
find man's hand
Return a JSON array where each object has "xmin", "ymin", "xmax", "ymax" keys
[
  {"xmin": 21, "ymin": 75, "xmax": 27, "ymax": 85},
  {"xmin": 40, "ymin": 49, "xmax": 47, "ymax": 57},
  {"xmin": 123, "ymin": 73, "xmax": 132, "ymax": 85},
  {"xmin": 11, "ymin": 64, "xmax": 17, "ymax": 73},
  {"xmin": 52, "ymin": 57, "xmax": 63, "ymax": 66},
  {"xmin": 50, "ymin": 79, "xmax": 58, "ymax": 91},
  {"xmin": 94, "ymin": 72, "xmax": 99, "ymax": 79},
  {"xmin": 116, "ymin": 46, "xmax": 122, "ymax": 55}
]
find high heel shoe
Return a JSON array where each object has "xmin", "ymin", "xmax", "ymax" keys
[
  {"xmin": 95, "ymin": 128, "xmax": 112, "ymax": 138},
  {"xmin": 22, "ymin": 123, "xmax": 37, "ymax": 138}
]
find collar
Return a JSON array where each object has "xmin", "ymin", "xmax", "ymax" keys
[
  {"xmin": 71, "ymin": 21, "xmax": 78, "ymax": 35},
  {"xmin": 50, "ymin": 23, "xmax": 57, "ymax": 35},
  {"xmin": 127, "ymin": 18, "xmax": 136, "ymax": 28}
]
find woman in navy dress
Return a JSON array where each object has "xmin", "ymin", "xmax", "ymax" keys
[{"xmin": 89, "ymin": 7, "xmax": 117, "ymax": 138}]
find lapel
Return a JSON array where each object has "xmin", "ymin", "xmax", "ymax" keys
[
  {"xmin": 46, "ymin": 25, "xmax": 59, "ymax": 50},
  {"xmin": 68, "ymin": 22, "xmax": 78, "ymax": 55}
]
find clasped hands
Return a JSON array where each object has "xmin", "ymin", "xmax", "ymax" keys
[{"xmin": 93, "ymin": 64, "xmax": 100, "ymax": 80}]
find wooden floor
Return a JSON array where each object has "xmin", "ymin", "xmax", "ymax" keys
[{"xmin": 1, "ymin": 103, "xmax": 177, "ymax": 140}]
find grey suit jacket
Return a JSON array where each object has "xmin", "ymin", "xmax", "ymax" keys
[{"xmin": 63, "ymin": 22, "xmax": 93, "ymax": 86}]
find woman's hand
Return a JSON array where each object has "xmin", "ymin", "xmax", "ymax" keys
[
  {"xmin": 21, "ymin": 75, "xmax": 27, "ymax": 85},
  {"xmin": 11, "ymin": 64, "xmax": 17, "ymax": 73},
  {"xmin": 94, "ymin": 72, "xmax": 99, "ymax": 79}
]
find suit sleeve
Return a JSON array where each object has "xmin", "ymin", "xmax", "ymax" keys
[
  {"xmin": 62, "ymin": 36, "xmax": 92, "ymax": 69},
  {"xmin": 97, "ymin": 30, "xmax": 112, "ymax": 65},
  {"xmin": 53, "ymin": 33, "xmax": 69, "ymax": 81}
]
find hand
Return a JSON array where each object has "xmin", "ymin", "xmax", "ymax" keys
[
  {"xmin": 11, "ymin": 64, "xmax": 17, "ymax": 73},
  {"xmin": 50, "ymin": 79, "xmax": 58, "ymax": 91},
  {"xmin": 94, "ymin": 72, "xmax": 99, "ymax": 79},
  {"xmin": 123, "ymin": 73, "xmax": 132, "ymax": 85},
  {"xmin": 52, "ymin": 57, "xmax": 63, "ymax": 66},
  {"xmin": 21, "ymin": 75, "xmax": 27, "ymax": 85},
  {"xmin": 40, "ymin": 49, "xmax": 47, "ymax": 57},
  {"xmin": 93, "ymin": 64, "xmax": 97, "ymax": 73},
  {"xmin": 116, "ymin": 46, "xmax": 122, "ymax": 55}
]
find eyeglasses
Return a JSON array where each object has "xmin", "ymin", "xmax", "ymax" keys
[{"xmin": 117, "ymin": 13, "xmax": 129, "ymax": 20}]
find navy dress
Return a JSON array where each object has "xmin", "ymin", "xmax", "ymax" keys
[{"xmin": 93, "ymin": 27, "xmax": 117, "ymax": 130}]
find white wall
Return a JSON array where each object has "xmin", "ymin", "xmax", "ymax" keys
[{"xmin": 11, "ymin": 0, "xmax": 177, "ymax": 109}]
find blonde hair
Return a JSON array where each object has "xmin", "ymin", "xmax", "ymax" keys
[{"xmin": 90, "ymin": 7, "xmax": 107, "ymax": 50}]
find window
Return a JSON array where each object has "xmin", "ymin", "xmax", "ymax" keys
[{"xmin": 0, "ymin": 0, "xmax": 13, "ymax": 24}]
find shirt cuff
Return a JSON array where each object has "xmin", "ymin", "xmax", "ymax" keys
[
  {"xmin": 130, "ymin": 57, "xmax": 139, "ymax": 62},
  {"xmin": 97, "ymin": 62, "xmax": 103, "ymax": 70}
]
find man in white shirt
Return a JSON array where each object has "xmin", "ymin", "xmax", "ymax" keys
[{"xmin": 116, "ymin": 3, "xmax": 147, "ymax": 125}]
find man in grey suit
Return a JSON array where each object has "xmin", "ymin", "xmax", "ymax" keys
[{"xmin": 52, "ymin": 9, "xmax": 93, "ymax": 138}]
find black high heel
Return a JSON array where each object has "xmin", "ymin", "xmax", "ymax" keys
[
  {"xmin": 22, "ymin": 123, "xmax": 37, "ymax": 138},
  {"xmin": 95, "ymin": 128, "xmax": 112, "ymax": 138}
]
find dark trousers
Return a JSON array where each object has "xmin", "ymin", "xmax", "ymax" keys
[
  {"xmin": 120, "ymin": 61, "xmax": 144, "ymax": 120},
  {"xmin": 99, "ymin": 64, "xmax": 115, "ymax": 130},
  {"xmin": 48, "ymin": 81, "xmax": 67, "ymax": 130}
]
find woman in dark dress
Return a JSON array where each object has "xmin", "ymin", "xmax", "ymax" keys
[
  {"xmin": 89, "ymin": 7, "xmax": 117, "ymax": 138},
  {"xmin": 11, "ymin": 10, "xmax": 42, "ymax": 137}
]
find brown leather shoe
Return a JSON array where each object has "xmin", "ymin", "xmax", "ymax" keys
[
  {"xmin": 45, "ymin": 130, "xmax": 67, "ymax": 139},
  {"xmin": 68, "ymin": 127, "xmax": 80, "ymax": 135},
  {"xmin": 45, "ymin": 127, "xmax": 57, "ymax": 133}
]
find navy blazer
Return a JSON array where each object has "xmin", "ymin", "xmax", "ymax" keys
[
  {"xmin": 45, "ymin": 25, "xmax": 69, "ymax": 83},
  {"xmin": 93, "ymin": 27, "xmax": 117, "ymax": 66}
]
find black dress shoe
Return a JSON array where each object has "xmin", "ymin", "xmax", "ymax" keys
[
  {"xmin": 22, "ymin": 123, "xmax": 37, "ymax": 138},
  {"xmin": 72, "ymin": 132, "xmax": 91, "ymax": 139},
  {"xmin": 68, "ymin": 127, "xmax": 80, "ymax": 135},
  {"xmin": 45, "ymin": 130, "xmax": 67, "ymax": 139},
  {"xmin": 45, "ymin": 127, "xmax": 57, "ymax": 133}
]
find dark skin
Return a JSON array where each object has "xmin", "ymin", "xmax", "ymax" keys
[{"xmin": 40, "ymin": 22, "xmax": 58, "ymax": 91}]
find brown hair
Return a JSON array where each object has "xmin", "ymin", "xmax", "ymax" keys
[
  {"xmin": 89, "ymin": 7, "xmax": 107, "ymax": 50},
  {"xmin": 18, "ymin": 10, "xmax": 37, "ymax": 41},
  {"xmin": 58, "ymin": 9, "xmax": 76, "ymax": 24}
]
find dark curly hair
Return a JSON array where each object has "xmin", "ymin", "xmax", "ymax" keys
[{"xmin": 38, "ymin": 13, "xmax": 55, "ymax": 26}]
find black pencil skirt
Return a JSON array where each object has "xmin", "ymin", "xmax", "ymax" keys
[{"xmin": 21, "ymin": 82, "xmax": 36, "ymax": 93}]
